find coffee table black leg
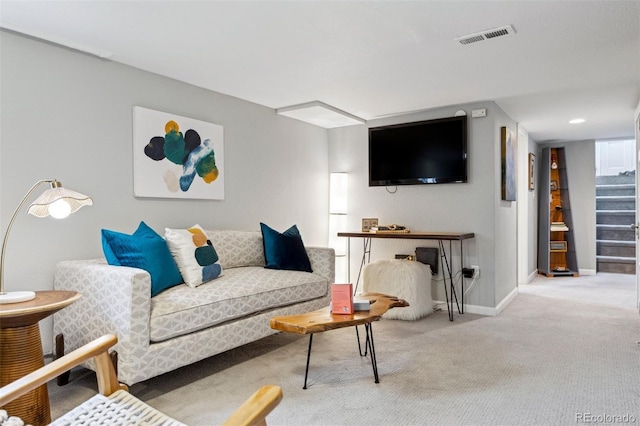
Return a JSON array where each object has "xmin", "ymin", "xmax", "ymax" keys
[
  {"xmin": 305, "ymin": 325, "xmax": 379, "ymax": 389},
  {"xmin": 365, "ymin": 323, "xmax": 379, "ymax": 383},
  {"xmin": 355, "ymin": 325, "xmax": 369, "ymax": 356},
  {"xmin": 303, "ymin": 334, "xmax": 313, "ymax": 389}
]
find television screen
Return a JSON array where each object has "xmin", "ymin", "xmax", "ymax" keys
[{"xmin": 368, "ymin": 115, "xmax": 467, "ymax": 186}]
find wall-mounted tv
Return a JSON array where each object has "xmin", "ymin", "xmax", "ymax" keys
[{"xmin": 368, "ymin": 115, "xmax": 468, "ymax": 186}]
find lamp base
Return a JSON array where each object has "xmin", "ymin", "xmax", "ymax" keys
[{"xmin": 0, "ymin": 291, "xmax": 36, "ymax": 304}]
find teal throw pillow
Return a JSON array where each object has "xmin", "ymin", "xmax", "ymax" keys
[
  {"xmin": 101, "ymin": 221, "xmax": 183, "ymax": 297},
  {"xmin": 260, "ymin": 223, "xmax": 312, "ymax": 272}
]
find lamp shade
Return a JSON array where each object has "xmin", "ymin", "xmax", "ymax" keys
[
  {"xmin": 329, "ymin": 173, "xmax": 348, "ymax": 214},
  {"xmin": 328, "ymin": 214, "xmax": 347, "ymax": 256},
  {"xmin": 0, "ymin": 179, "xmax": 93, "ymax": 304},
  {"xmin": 27, "ymin": 184, "xmax": 93, "ymax": 218}
]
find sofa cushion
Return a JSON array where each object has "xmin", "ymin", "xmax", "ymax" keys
[
  {"xmin": 205, "ymin": 230, "xmax": 265, "ymax": 269},
  {"xmin": 260, "ymin": 223, "xmax": 312, "ymax": 272},
  {"xmin": 101, "ymin": 222, "xmax": 183, "ymax": 297},
  {"xmin": 149, "ymin": 266, "xmax": 328, "ymax": 342},
  {"xmin": 165, "ymin": 225, "xmax": 223, "ymax": 288}
]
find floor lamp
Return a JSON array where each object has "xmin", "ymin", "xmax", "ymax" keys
[
  {"xmin": 329, "ymin": 173, "xmax": 348, "ymax": 283},
  {"xmin": 0, "ymin": 179, "xmax": 93, "ymax": 304}
]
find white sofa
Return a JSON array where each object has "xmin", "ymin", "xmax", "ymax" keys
[{"xmin": 53, "ymin": 229, "xmax": 334, "ymax": 385}]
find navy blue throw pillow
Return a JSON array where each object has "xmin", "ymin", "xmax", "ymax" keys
[{"xmin": 260, "ymin": 223, "xmax": 312, "ymax": 272}]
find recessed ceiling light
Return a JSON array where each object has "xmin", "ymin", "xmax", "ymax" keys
[
  {"xmin": 569, "ymin": 118, "xmax": 586, "ymax": 124},
  {"xmin": 276, "ymin": 101, "xmax": 365, "ymax": 129}
]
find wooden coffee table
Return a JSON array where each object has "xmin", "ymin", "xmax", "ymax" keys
[{"xmin": 270, "ymin": 293, "xmax": 408, "ymax": 389}]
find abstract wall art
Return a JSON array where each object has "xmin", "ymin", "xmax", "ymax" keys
[
  {"xmin": 133, "ymin": 106, "xmax": 224, "ymax": 200},
  {"xmin": 501, "ymin": 126, "xmax": 516, "ymax": 201}
]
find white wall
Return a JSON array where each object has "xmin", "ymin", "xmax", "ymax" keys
[
  {"xmin": 515, "ymin": 125, "xmax": 540, "ymax": 284},
  {"xmin": 0, "ymin": 31, "xmax": 330, "ymax": 353},
  {"xmin": 527, "ymin": 131, "xmax": 539, "ymax": 279},
  {"xmin": 328, "ymin": 102, "xmax": 519, "ymax": 311}
]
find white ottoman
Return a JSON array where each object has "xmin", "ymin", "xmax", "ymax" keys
[{"xmin": 363, "ymin": 260, "xmax": 433, "ymax": 320}]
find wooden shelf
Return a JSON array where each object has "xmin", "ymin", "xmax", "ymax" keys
[{"xmin": 537, "ymin": 147, "xmax": 578, "ymax": 277}]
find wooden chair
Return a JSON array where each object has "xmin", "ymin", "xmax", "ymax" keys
[{"xmin": 0, "ymin": 334, "xmax": 282, "ymax": 426}]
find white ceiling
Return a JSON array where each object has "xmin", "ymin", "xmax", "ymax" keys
[{"xmin": 1, "ymin": 1, "xmax": 639, "ymax": 142}]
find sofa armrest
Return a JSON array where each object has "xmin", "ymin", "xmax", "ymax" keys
[
  {"xmin": 305, "ymin": 246, "xmax": 335, "ymax": 283},
  {"xmin": 53, "ymin": 259, "xmax": 152, "ymax": 377}
]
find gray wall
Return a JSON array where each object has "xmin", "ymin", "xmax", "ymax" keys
[
  {"xmin": 0, "ymin": 31, "xmax": 330, "ymax": 353},
  {"xmin": 328, "ymin": 102, "xmax": 519, "ymax": 311},
  {"xmin": 492, "ymin": 108, "xmax": 519, "ymax": 305},
  {"xmin": 539, "ymin": 140, "xmax": 597, "ymax": 273}
]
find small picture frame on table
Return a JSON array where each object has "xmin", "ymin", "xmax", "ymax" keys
[
  {"xmin": 550, "ymin": 180, "xmax": 558, "ymax": 191},
  {"xmin": 362, "ymin": 218, "xmax": 378, "ymax": 232}
]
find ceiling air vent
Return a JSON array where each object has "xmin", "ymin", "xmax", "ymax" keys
[{"xmin": 455, "ymin": 25, "xmax": 515, "ymax": 45}]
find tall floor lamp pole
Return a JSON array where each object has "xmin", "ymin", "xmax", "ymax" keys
[{"xmin": 0, "ymin": 179, "xmax": 92, "ymax": 304}]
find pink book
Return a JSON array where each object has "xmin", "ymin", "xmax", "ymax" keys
[{"xmin": 331, "ymin": 283, "xmax": 353, "ymax": 314}]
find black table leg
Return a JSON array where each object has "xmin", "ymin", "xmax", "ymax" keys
[
  {"xmin": 365, "ymin": 323, "xmax": 379, "ymax": 383},
  {"xmin": 305, "ymin": 323, "xmax": 381, "ymax": 389},
  {"xmin": 303, "ymin": 334, "xmax": 313, "ymax": 389},
  {"xmin": 439, "ymin": 239, "xmax": 464, "ymax": 321},
  {"xmin": 355, "ymin": 325, "xmax": 369, "ymax": 356},
  {"xmin": 439, "ymin": 240, "xmax": 453, "ymax": 321}
]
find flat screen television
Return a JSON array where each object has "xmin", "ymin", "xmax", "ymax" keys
[{"xmin": 368, "ymin": 115, "xmax": 468, "ymax": 186}]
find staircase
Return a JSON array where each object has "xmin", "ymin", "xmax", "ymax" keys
[{"xmin": 596, "ymin": 175, "xmax": 636, "ymax": 274}]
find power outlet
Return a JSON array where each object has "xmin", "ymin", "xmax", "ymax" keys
[{"xmin": 471, "ymin": 265, "xmax": 480, "ymax": 278}]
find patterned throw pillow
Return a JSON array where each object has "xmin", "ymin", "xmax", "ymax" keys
[
  {"xmin": 101, "ymin": 221, "xmax": 183, "ymax": 297},
  {"xmin": 165, "ymin": 224, "xmax": 223, "ymax": 288},
  {"xmin": 205, "ymin": 230, "xmax": 265, "ymax": 269}
]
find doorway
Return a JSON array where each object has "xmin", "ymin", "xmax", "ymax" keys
[{"xmin": 595, "ymin": 139, "xmax": 636, "ymax": 274}]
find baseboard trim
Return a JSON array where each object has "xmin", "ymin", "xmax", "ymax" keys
[
  {"xmin": 527, "ymin": 270, "xmax": 538, "ymax": 283},
  {"xmin": 535, "ymin": 268, "xmax": 597, "ymax": 277},
  {"xmin": 433, "ymin": 286, "xmax": 519, "ymax": 317},
  {"xmin": 431, "ymin": 301, "xmax": 499, "ymax": 317},
  {"xmin": 464, "ymin": 304, "xmax": 499, "ymax": 316},
  {"xmin": 496, "ymin": 287, "xmax": 519, "ymax": 315}
]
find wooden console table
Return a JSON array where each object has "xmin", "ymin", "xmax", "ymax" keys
[{"xmin": 337, "ymin": 231, "xmax": 474, "ymax": 321}]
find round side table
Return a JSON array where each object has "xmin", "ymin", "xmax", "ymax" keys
[{"xmin": 0, "ymin": 290, "xmax": 81, "ymax": 426}]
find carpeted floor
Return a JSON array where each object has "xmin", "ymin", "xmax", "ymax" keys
[{"xmin": 49, "ymin": 273, "xmax": 640, "ymax": 425}]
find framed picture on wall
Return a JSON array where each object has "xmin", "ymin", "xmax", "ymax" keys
[
  {"xmin": 528, "ymin": 153, "xmax": 536, "ymax": 191},
  {"xmin": 133, "ymin": 106, "xmax": 225, "ymax": 200},
  {"xmin": 501, "ymin": 127, "xmax": 516, "ymax": 201}
]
